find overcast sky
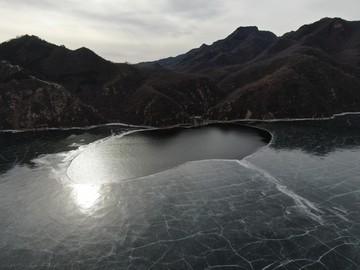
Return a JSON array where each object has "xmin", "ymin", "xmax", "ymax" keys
[{"xmin": 0, "ymin": 0, "xmax": 359, "ymax": 63}]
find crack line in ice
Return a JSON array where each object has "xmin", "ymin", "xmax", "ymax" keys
[
  {"xmin": 205, "ymin": 265, "xmax": 244, "ymax": 269},
  {"xmin": 148, "ymin": 244, "xmax": 174, "ymax": 270},
  {"xmin": 237, "ymin": 159, "xmax": 324, "ymax": 224},
  {"xmin": 213, "ymin": 232, "xmax": 255, "ymax": 270},
  {"xmin": 308, "ymin": 234, "xmax": 360, "ymax": 268}
]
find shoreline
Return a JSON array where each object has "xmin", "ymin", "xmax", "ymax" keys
[{"xmin": 1, "ymin": 111, "xmax": 360, "ymax": 133}]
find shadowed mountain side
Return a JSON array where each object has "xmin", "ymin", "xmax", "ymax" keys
[
  {"xmin": 0, "ymin": 59, "xmax": 104, "ymax": 129},
  {"xmin": 1, "ymin": 17, "xmax": 360, "ymax": 129},
  {"xmin": 120, "ymin": 69, "xmax": 223, "ymax": 126},
  {"xmin": 141, "ymin": 26, "xmax": 277, "ymax": 81},
  {"xmin": 207, "ymin": 50, "xmax": 360, "ymax": 120},
  {"xmin": 281, "ymin": 17, "xmax": 360, "ymax": 66},
  {"xmin": 206, "ymin": 18, "xmax": 360, "ymax": 120},
  {"xmin": 142, "ymin": 17, "xmax": 360, "ymax": 122},
  {"xmin": 0, "ymin": 36, "xmax": 222, "ymax": 128}
]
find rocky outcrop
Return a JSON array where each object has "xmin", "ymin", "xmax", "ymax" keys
[{"xmin": 0, "ymin": 60, "xmax": 104, "ymax": 129}]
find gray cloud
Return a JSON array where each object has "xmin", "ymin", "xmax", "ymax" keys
[
  {"xmin": 0, "ymin": 0, "xmax": 359, "ymax": 63},
  {"xmin": 164, "ymin": 0, "xmax": 224, "ymax": 18}
]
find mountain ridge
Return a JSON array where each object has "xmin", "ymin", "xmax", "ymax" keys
[
  {"xmin": 0, "ymin": 35, "xmax": 222, "ymax": 128},
  {"xmin": 1, "ymin": 17, "xmax": 360, "ymax": 129}
]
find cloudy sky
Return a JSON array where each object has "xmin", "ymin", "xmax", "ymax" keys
[{"xmin": 0, "ymin": 0, "xmax": 359, "ymax": 63}]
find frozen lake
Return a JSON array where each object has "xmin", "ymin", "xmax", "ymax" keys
[{"xmin": 0, "ymin": 117, "xmax": 359, "ymax": 269}]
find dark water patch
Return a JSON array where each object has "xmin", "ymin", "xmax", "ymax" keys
[{"xmin": 67, "ymin": 124, "xmax": 270, "ymax": 183}]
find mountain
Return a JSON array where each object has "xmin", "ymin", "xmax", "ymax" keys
[
  {"xmin": 151, "ymin": 27, "xmax": 277, "ymax": 77},
  {"xmin": 0, "ymin": 36, "xmax": 221, "ymax": 129},
  {"xmin": 0, "ymin": 17, "xmax": 360, "ymax": 129},
  {"xmin": 207, "ymin": 18, "xmax": 360, "ymax": 120},
  {"xmin": 148, "ymin": 17, "xmax": 360, "ymax": 120},
  {"xmin": 0, "ymin": 59, "xmax": 104, "ymax": 129},
  {"xmin": 140, "ymin": 27, "xmax": 277, "ymax": 87}
]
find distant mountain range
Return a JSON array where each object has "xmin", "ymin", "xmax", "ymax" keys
[{"xmin": 1, "ymin": 17, "xmax": 360, "ymax": 129}]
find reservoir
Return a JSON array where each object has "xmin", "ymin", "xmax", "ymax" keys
[{"xmin": 1, "ymin": 117, "xmax": 359, "ymax": 269}]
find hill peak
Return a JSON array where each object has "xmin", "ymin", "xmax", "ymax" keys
[
  {"xmin": 232, "ymin": 26, "xmax": 259, "ymax": 34},
  {"xmin": 286, "ymin": 17, "xmax": 356, "ymax": 39}
]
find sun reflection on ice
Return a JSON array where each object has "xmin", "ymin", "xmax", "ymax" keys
[{"xmin": 72, "ymin": 184, "xmax": 101, "ymax": 213}]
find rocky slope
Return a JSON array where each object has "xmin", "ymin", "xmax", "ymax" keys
[
  {"xmin": 207, "ymin": 18, "xmax": 360, "ymax": 120},
  {"xmin": 148, "ymin": 26, "xmax": 277, "ymax": 80},
  {"xmin": 0, "ymin": 59, "xmax": 104, "ymax": 129},
  {"xmin": 147, "ymin": 17, "xmax": 360, "ymax": 121},
  {"xmin": 0, "ymin": 17, "xmax": 360, "ymax": 129},
  {"xmin": 0, "ymin": 36, "xmax": 221, "ymax": 128}
]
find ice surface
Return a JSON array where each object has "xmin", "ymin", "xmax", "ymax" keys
[{"xmin": 0, "ymin": 117, "xmax": 359, "ymax": 269}]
